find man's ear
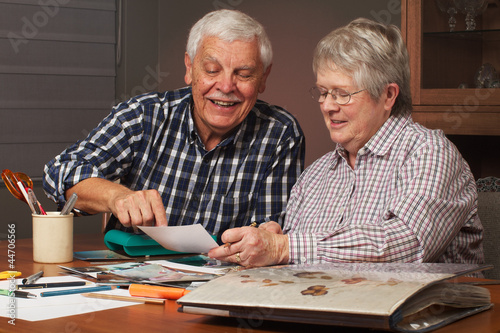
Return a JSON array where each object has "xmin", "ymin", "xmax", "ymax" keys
[
  {"xmin": 258, "ymin": 64, "xmax": 272, "ymax": 94},
  {"xmin": 184, "ymin": 52, "xmax": 193, "ymax": 85}
]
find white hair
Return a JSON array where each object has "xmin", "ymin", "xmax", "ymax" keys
[
  {"xmin": 313, "ymin": 18, "xmax": 412, "ymax": 116},
  {"xmin": 186, "ymin": 9, "xmax": 273, "ymax": 70}
]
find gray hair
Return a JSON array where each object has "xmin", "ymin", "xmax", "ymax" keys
[
  {"xmin": 186, "ymin": 10, "xmax": 273, "ymax": 70},
  {"xmin": 313, "ymin": 18, "xmax": 412, "ymax": 116}
]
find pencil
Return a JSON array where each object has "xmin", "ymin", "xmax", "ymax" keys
[
  {"xmin": 40, "ymin": 285, "xmax": 112, "ymax": 297},
  {"xmin": 224, "ymin": 221, "xmax": 258, "ymax": 248},
  {"xmin": 82, "ymin": 293, "xmax": 165, "ymax": 304}
]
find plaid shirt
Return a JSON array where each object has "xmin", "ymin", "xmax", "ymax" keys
[
  {"xmin": 43, "ymin": 87, "xmax": 305, "ymax": 239},
  {"xmin": 285, "ymin": 114, "xmax": 483, "ymax": 264}
]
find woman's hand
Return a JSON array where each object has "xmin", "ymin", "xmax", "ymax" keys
[{"xmin": 207, "ymin": 222, "xmax": 289, "ymax": 267}]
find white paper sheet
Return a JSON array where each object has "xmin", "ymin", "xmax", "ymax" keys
[
  {"xmin": 0, "ymin": 276, "xmax": 138, "ymax": 322},
  {"xmin": 138, "ymin": 224, "xmax": 219, "ymax": 253},
  {"xmin": 146, "ymin": 259, "xmax": 232, "ymax": 275}
]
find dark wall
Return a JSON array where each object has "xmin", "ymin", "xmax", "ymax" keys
[{"xmin": 2, "ymin": 0, "xmax": 402, "ymax": 238}]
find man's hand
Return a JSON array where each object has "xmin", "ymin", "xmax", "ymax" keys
[
  {"xmin": 111, "ymin": 189, "xmax": 168, "ymax": 228},
  {"xmin": 66, "ymin": 178, "xmax": 168, "ymax": 228},
  {"xmin": 207, "ymin": 222, "xmax": 289, "ymax": 267}
]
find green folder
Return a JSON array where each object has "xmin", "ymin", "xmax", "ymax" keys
[{"xmin": 104, "ymin": 229, "xmax": 183, "ymax": 256}]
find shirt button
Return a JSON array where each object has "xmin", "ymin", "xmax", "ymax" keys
[
  {"xmin": 300, "ymin": 257, "xmax": 307, "ymax": 263},
  {"xmin": 203, "ymin": 157, "xmax": 210, "ymax": 163}
]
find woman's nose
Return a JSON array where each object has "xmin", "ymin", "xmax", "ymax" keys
[{"xmin": 320, "ymin": 93, "xmax": 340, "ymax": 113}]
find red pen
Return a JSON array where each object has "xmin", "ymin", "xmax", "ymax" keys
[{"xmin": 128, "ymin": 284, "xmax": 191, "ymax": 300}]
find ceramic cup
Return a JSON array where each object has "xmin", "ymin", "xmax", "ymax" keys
[{"xmin": 32, "ymin": 212, "xmax": 73, "ymax": 263}]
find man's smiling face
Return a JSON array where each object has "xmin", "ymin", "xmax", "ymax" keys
[{"xmin": 184, "ymin": 36, "xmax": 271, "ymax": 148}]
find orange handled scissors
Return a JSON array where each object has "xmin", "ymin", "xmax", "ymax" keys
[{"xmin": 1, "ymin": 169, "xmax": 46, "ymax": 214}]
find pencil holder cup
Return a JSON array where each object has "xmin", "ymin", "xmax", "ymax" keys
[{"xmin": 32, "ymin": 212, "xmax": 74, "ymax": 263}]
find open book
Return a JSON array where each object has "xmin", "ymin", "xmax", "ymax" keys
[{"xmin": 177, "ymin": 263, "xmax": 492, "ymax": 332}]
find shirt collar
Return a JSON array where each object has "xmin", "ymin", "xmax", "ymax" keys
[{"xmin": 365, "ymin": 114, "xmax": 411, "ymax": 156}]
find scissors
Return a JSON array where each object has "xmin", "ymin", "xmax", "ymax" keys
[{"xmin": 1, "ymin": 169, "xmax": 45, "ymax": 214}]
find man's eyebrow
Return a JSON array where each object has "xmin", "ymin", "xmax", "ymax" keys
[
  {"xmin": 236, "ymin": 65, "xmax": 256, "ymax": 71},
  {"xmin": 202, "ymin": 56, "xmax": 220, "ymax": 64},
  {"xmin": 202, "ymin": 57, "xmax": 257, "ymax": 71}
]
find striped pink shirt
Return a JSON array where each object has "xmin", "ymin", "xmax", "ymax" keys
[{"xmin": 285, "ymin": 115, "xmax": 484, "ymax": 265}]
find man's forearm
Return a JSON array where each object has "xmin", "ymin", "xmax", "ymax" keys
[{"xmin": 65, "ymin": 177, "xmax": 132, "ymax": 215}]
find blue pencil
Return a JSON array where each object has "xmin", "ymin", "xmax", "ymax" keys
[{"xmin": 40, "ymin": 285, "xmax": 112, "ymax": 297}]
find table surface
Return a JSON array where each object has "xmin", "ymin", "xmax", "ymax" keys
[{"xmin": 1, "ymin": 234, "xmax": 499, "ymax": 333}]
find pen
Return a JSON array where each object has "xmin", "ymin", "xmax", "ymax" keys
[
  {"xmin": 40, "ymin": 285, "xmax": 112, "ymax": 297},
  {"xmin": 27, "ymin": 188, "xmax": 46, "ymax": 215},
  {"xmin": 0, "ymin": 289, "xmax": 36, "ymax": 299},
  {"xmin": 224, "ymin": 221, "xmax": 258, "ymax": 248},
  {"xmin": 61, "ymin": 193, "xmax": 78, "ymax": 215},
  {"xmin": 27, "ymin": 189, "xmax": 41, "ymax": 215},
  {"xmin": 22, "ymin": 270, "xmax": 44, "ymax": 284},
  {"xmin": 128, "ymin": 284, "xmax": 191, "ymax": 300},
  {"xmin": 82, "ymin": 292, "xmax": 165, "ymax": 304},
  {"xmin": 18, "ymin": 281, "xmax": 90, "ymax": 289}
]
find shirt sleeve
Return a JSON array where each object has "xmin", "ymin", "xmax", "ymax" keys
[
  {"xmin": 42, "ymin": 101, "xmax": 145, "ymax": 209},
  {"xmin": 253, "ymin": 123, "xmax": 305, "ymax": 226},
  {"xmin": 285, "ymin": 142, "xmax": 478, "ymax": 264}
]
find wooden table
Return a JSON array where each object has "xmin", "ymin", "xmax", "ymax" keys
[{"xmin": 1, "ymin": 234, "xmax": 499, "ymax": 333}]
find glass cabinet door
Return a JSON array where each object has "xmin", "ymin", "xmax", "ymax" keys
[
  {"xmin": 404, "ymin": 0, "xmax": 500, "ymax": 135},
  {"xmin": 423, "ymin": 0, "xmax": 500, "ymax": 91}
]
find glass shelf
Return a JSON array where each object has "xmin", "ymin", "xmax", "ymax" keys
[{"xmin": 424, "ymin": 28, "xmax": 500, "ymax": 40}]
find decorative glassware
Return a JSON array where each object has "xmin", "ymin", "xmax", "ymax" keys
[
  {"xmin": 474, "ymin": 63, "xmax": 499, "ymax": 88},
  {"xmin": 454, "ymin": 0, "xmax": 488, "ymax": 31},
  {"xmin": 436, "ymin": 0, "xmax": 458, "ymax": 32}
]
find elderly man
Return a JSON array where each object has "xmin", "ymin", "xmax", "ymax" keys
[{"xmin": 43, "ymin": 10, "xmax": 305, "ymax": 239}]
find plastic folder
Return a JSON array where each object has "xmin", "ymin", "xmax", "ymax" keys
[{"xmin": 104, "ymin": 229, "xmax": 183, "ymax": 256}]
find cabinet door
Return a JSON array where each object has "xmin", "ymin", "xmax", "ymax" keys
[{"xmin": 404, "ymin": 0, "xmax": 500, "ymax": 135}]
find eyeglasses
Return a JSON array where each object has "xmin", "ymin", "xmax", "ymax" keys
[{"xmin": 309, "ymin": 87, "xmax": 366, "ymax": 105}]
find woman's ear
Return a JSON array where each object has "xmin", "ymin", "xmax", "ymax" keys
[{"xmin": 384, "ymin": 83, "xmax": 399, "ymax": 111}]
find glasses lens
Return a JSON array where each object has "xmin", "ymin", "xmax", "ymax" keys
[
  {"xmin": 310, "ymin": 87, "xmax": 328, "ymax": 103},
  {"xmin": 334, "ymin": 89, "xmax": 351, "ymax": 105},
  {"xmin": 310, "ymin": 87, "xmax": 322, "ymax": 102}
]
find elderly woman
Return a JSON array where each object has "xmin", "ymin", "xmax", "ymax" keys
[{"xmin": 208, "ymin": 18, "xmax": 484, "ymax": 267}]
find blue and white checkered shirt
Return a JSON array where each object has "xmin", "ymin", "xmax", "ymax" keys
[{"xmin": 43, "ymin": 87, "xmax": 305, "ymax": 239}]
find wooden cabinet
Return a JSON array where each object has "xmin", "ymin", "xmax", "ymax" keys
[{"xmin": 402, "ymin": 0, "xmax": 500, "ymax": 135}]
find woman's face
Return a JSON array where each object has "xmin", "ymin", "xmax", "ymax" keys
[{"xmin": 315, "ymin": 67, "xmax": 397, "ymax": 156}]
